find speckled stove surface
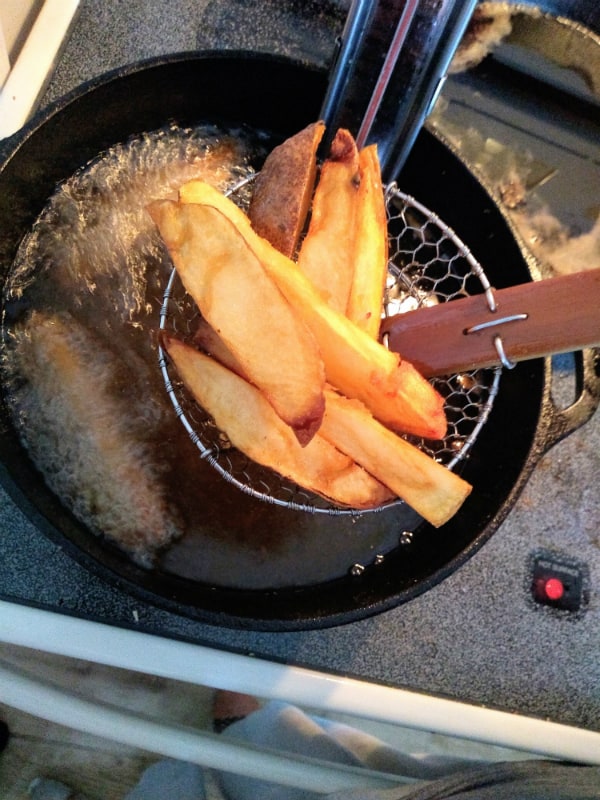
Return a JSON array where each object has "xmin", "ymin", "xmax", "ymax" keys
[{"xmin": 0, "ymin": 0, "xmax": 599, "ymax": 733}]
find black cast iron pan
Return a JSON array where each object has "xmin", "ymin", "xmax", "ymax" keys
[{"xmin": 0, "ymin": 53, "xmax": 598, "ymax": 630}]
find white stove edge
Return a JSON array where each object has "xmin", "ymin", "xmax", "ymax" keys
[
  {"xmin": 0, "ymin": 656, "xmax": 400, "ymax": 795},
  {"xmin": 1, "ymin": 3, "xmax": 599, "ymax": 784},
  {"xmin": 0, "ymin": 0, "xmax": 80, "ymax": 140},
  {"xmin": 1, "ymin": 599, "xmax": 599, "ymax": 773}
]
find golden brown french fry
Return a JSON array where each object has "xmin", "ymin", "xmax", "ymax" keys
[
  {"xmin": 321, "ymin": 388, "xmax": 471, "ymax": 527},
  {"xmin": 248, "ymin": 121, "xmax": 325, "ymax": 257},
  {"xmin": 161, "ymin": 333, "xmax": 393, "ymax": 509},
  {"xmin": 346, "ymin": 144, "xmax": 388, "ymax": 338},
  {"xmin": 296, "ymin": 129, "xmax": 360, "ymax": 312},
  {"xmin": 177, "ymin": 181, "xmax": 447, "ymax": 440},
  {"xmin": 148, "ymin": 199, "xmax": 325, "ymax": 445}
]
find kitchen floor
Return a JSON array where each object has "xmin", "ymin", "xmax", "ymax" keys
[
  {"xmin": 0, "ymin": 644, "xmax": 534, "ymax": 800},
  {"xmin": 0, "ymin": 643, "xmax": 219, "ymax": 799}
]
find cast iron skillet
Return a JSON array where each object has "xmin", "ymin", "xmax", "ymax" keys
[{"xmin": 0, "ymin": 53, "xmax": 598, "ymax": 630}]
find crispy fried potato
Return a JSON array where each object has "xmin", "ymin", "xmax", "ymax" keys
[
  {"xmin": 321, "ymin": 388, "xmax": 471, "ymax": 526},
  {"xmin": 161, "ymin": 333, "xmax": 393, "ymax": 509},
  {"xmin": 148, "ymin": 199, "xmax": 325, "ymax": 445},
  {"xmin": 177, "ymin": 181, "xmax": 447, "ymax": 440},
  {"xmin": 247, "ymin": 121, "xmax": 325, "ymax": 257},
  {"xmin": 346, "ymin": 144, "xmax": 388, "ymax": 338},
  {"xmin": 191, "ymin": 319, "xmax": 464, "ymax": 520},
  {"xmin": 297, "ymin": 129, "xmax": 360, "ymax": 312}
]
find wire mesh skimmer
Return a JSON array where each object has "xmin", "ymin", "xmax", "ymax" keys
[{"xmin": 158, "ymin": 181, "xmax": 501, "ymax": 515}]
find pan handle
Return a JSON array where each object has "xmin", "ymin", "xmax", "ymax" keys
[
  {"xmin": 540, "ymin": 347, "xmax": 600, "ymax": 454},
  {"xmin": 380, "ymin": 268, "xmax": 600, "ymax": 377}
]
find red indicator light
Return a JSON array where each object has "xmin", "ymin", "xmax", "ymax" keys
[
  {"xmin": 544, "ymin": 577, "xmax": 564, "ymax": 601},
  {"xmin": 530, "ymin": 552, "xmax": 587, "ymax": 613}
]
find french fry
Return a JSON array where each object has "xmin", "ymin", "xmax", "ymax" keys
[
  {"xmin": 321, "ymin": 388, "xmax": 472, "ymax": 527},
  {"xmin": 346, "ymin": 144, "xmax": 388, "ymax": 338},
  {"xmin": 178, "ymin": 181, "xmax": 447, "ymax": 440},
  {"xmin": 191, "ymin": 317, "xmax": 465, "ymax": 521},
  {"xmin": 148, "ymin": 199, "xmax": 325, "ymax": 445},
  {"xmin": 248, "ymin": 121, "xmax": 325, "ymax": 257},
  {"xmin": 297, "ymin": 129, "xmax": 360, "ymax": 312},
  {"xmin": 161, "ymin": 333, "xmax": 393, "ymax": 509}
]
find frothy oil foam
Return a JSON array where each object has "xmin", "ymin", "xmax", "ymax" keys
[{"xmin": 1, "ymin": 123, "xmax": 260, "ymax": 566}]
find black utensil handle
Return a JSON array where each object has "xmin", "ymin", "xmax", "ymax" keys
[{"xmin": 320, "ymin": 0, "xmax": 479, "ymax": 180}]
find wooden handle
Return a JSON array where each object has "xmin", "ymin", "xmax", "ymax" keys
[{"xmin": 380, "ymin": 268, "xmax": 600, "ymax": 377}]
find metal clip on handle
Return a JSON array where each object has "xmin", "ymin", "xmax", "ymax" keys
[
  {"xmin": 320, "ymin": 0, "xmax": 479, "ymax": 182},
  {"xmin": 463, "ymin": 287, "xmax": 529, "ymax": 370}
]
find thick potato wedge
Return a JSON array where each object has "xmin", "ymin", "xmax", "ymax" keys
[
  {"xmin": 190, "ymin": 319, "xmax": 465, "ymax": 521},
  {"xmin": 297, "ymin": 128, "xmax": 360, "ymax": 312},
  {"xmin": 161, "ymin": 333, "xmax": 393, "ymax": 509},
  {"xmin": 321, "ymin": 388, "xmax": 472, "ymax": 527},
  {"xmin": 247, "ymin": 121, "xmax": 325, "ymax": 258},
  {"xmin": 177, "ymin": 181, "xmax": 447, "ymax": 440},
  {"xmin": 346, "ymin": 144, "xmax": 388, "ymax": 338},
  {"xmin": 148, "ymin": 199, "xmax": 325, "ymax": 445}
]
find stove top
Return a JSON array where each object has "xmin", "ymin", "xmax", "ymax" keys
[{"xmin": 0, "ymin": 0, "xmax": 599, "ymax": 734}]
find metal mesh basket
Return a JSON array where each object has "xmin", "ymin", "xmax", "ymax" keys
[{"xmin": 158, "ymin": 183, "xmax": 501, "ymax": 515}]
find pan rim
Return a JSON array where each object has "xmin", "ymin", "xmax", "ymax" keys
[{"xmin": 0, "ymin": 52, "xmax": 548, "ymax": 631}]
